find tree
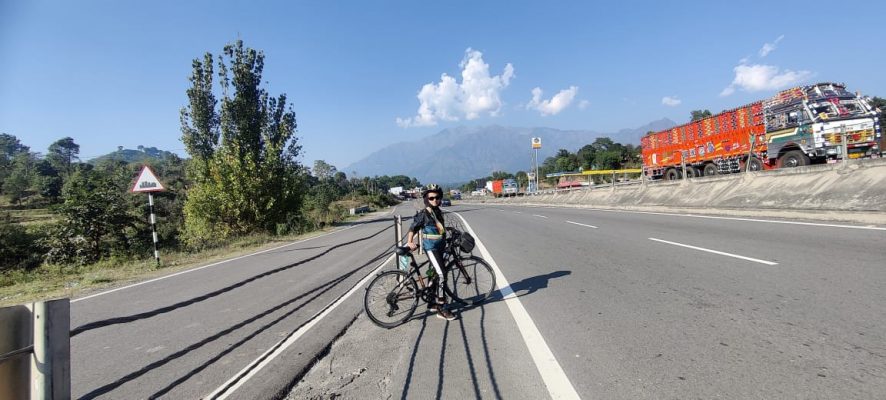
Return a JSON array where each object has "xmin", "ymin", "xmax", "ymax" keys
[
  {"xmin": 312, "ymin": 160, "xmax": 337, "ymax": 181},
  {"xmin": 3, "ymin": 152, "xmax": 37, "ymax": 204},
  {"xmin": 46, "ymin": 137, "xmax": 80, "ymax": 178},
  {"xmin": 0, "ymin": 133, "xmax": 30, "ymax": 189},
  {"xmin": 491, "ymin": 170, "xmax": 514, "ymax": 180},
  {"xmin": 690, "ymin": 109, "xmax": 712, "ymax": 121},
  {"xmin": 180, "ymin": 40, "xmax": 305, "ymax": 245},
  {"xmin": 515, "ymin": 171, "xmax": 528, "ymax": 189}
]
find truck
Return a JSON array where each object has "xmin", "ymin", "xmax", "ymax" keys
[
  {"xmin": 485, "ymin": 178, "xmax": 519, "ymax": 197},
  {"xmin": 642, "ymin": 82, "xmax": 881, "ymax": 180}
]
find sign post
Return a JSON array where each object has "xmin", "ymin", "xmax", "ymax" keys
[{"xmin": 130, "ymin": 166, "xmax": 166, "ymax": 266}]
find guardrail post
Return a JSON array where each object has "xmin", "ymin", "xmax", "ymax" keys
[
  {"xmin": 0, "ymin": 304, "xmax": 32, "ymax": 400},
  {"xmin": 31, "ymin": 299, "xmax": 70, "ymax": 400},
  {"xmin": 394, "ymin": 215, "xmax": 402, "ymax": 247}
]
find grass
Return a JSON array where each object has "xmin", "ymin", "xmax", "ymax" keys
[{"xmin": 0, "ymin": 207, "xmax": 393, "ymax": 307}]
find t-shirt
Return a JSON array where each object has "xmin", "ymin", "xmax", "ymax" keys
[{"xmin": 409, "ymin": 207, "xmax": 446, "ymax": 251}]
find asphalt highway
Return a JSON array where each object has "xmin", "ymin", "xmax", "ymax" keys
[{"xmin": 69, "ymin": 201, "xmax": 886, "ymax": 399}]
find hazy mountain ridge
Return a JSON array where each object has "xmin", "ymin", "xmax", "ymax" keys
[{"xmin": 345, "ymin": 119, "xmax": 676, "ymax": 184}]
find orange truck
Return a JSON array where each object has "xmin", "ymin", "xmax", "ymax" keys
[
  {"xmin": 642, "ymin": 82, "xmax": 881, "ymax": 180},
  {"xmin": 484, "ymin": 179, "xmax": 518, "ymax": 197}
]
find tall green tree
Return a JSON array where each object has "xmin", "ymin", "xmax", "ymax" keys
[
  {"xmin": 0, "ymin": 133, "xmax": 30, "ymax": 189},
  {"xmin": 690, "ymin": 109, "xmax": 712, "ymax": 121},
  {"xmin": 312, "ymin": 160, "xmax": 337, "ymax": 181},
  {"xmin": 46, "ymin": 137, "xmax": 80, "ymax": 178},
  {"xmin": 180, "ymin": 40, "xmax": 305, "ymax": 245}
]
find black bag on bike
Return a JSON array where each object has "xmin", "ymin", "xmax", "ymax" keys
[{"xmin": 455, "ymin": 231, "xmax": 475, "ymax": 253}]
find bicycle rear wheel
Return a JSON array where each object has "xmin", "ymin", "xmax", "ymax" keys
[
  {"xmin": 444, "ymin": 255, "xmax": 496, "ymax": 306},
  {"xmin": 364, "ymin": 270, "xmax": 418, "ymax": 328}
]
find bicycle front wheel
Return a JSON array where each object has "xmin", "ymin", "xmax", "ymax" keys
[
  {"xmin": 364, "ymin": 270, "xmax": 418, "ymax": 328},
  {"xmin": 444, "ymin": 255, "xmax": 496, "ymax": 306}
]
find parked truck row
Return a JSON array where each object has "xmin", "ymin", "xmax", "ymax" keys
[{"xmin": 641, "ymin": 82, "xmax": 881, "ymax": 180}]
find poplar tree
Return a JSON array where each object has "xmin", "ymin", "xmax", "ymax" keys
[{"xmin": 180, "ymin": 40, "xmax": 304, "ymax": 246}]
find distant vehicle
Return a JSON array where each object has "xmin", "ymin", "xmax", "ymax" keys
[
  {"xmin": 449, "ymin": 189, "xmax": 462, "ymax": 200},
  {"xmin": 642, "ymin": 82, "xmax": 881, "ymax": 181},
  {"xmin": 441, "ymin": 199, "xmax": 451, "ymax": 206},
  {"xmin": 485, "ymin": 179, "xmax": 519, "ymax": 197}
]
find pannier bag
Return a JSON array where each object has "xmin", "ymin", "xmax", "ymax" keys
[{"xmin": 456, "ymin": 231, "xmax": 475, "ymax": 253}]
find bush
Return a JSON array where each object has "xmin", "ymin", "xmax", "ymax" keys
[{"xmin": 0, "ymin": 214, "xmax": 43, "ymax": 271}]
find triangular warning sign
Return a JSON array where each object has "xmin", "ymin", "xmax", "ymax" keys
[{"xmin": 131, "ymin": 165, "xmax": 166, "ymax": 193}]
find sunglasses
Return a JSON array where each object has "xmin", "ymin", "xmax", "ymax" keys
[{"xmin": 427, "ymin": 196, "xmax": 440, "ymax": 200}]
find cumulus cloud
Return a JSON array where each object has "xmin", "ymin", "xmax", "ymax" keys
[
  {"xmin": 396, "ymin": 48, "xmax": 515, "ymax": 128},
  {"xmin": 720, "ymin": 62, "xmax": 812, "ymax": 96},
  {"xmin": 759, "ymin": 35, "xmax": 784, "ymax": 57},
  {"xmin": 526, "ymin": 86, "xmax": 578, "ymax": 116},
  {"xmin": 661, "ymin": 96, "xmax": 681, "ymax": 106}
]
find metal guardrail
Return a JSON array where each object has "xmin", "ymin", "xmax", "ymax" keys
[{"xmin": 0, "ymin": 299, "xmax": 71, "ymax": 400}]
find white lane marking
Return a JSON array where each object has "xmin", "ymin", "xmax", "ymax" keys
[
  {"xmin": 649, "ymin": 237, "xmax": 778, "ymax": 266},
  {"xmin": 207, "ymin": 254, "xmax": 395, "ymax": 399},
  {"xmin": 514, "ymin": 211, "xmax": 523, "ymax": 214},
  {"xmin": 451, "ymin": 211, "xmax": 581, "ymax": 400},
  {"xmin": 532, "ymin": 214, "xmax": 548, "ymax": 219},
  {"xmin": 70, "ymin": 204, "xmax": 410, "ymax": 304},
  {"xmin": 566, "ymin": 220, "xmax": 598, "ymax": 229}
]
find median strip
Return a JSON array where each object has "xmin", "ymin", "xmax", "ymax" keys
[{"xmin": 649, "ymin": 237, "xmax": 778, "ymax": 265}]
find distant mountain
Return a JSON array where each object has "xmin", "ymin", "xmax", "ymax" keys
[
  {"xmin": 344, "ymin": 119, "xmax": 676, "ymax": 184},
  {"xmin": 88, "ymin": 146, "xmax": 177, "ymax": 164}
]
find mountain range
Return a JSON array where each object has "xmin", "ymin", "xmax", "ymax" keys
[{"xmin": 344, "ymin": 118, "xmax": 676, "ymax": 184}]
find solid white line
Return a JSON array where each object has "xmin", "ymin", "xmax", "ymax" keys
[
  {"xmin": 207, "ymin": 253, "xmax": 395, "ymax": 399},
  {"xmin": 451, "ymin": 211, "xmax": 581, "ymax": 400},
  {"xmin": 565, "ymin": 220, "xmax": 598, "ymax": 229},
  {"xmin": 649, "ymin": 237, "xmax": 778, "ymax": 265},
  {"xmin": 532, "ymin": 214, "xmax": 548, "ymax": 219}
]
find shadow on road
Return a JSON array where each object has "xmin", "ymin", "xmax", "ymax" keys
[
  {"xmin": 71, "ymin": 224, "xmax": 393, "ymax": 337},
  {"xmin": 79, "ymin": 248, "xmax": 392, "ymax": 400}
]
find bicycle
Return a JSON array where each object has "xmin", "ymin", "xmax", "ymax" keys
[{"xmin": 363, "ymin": 227, "xmax": 497, "ymax": 328}]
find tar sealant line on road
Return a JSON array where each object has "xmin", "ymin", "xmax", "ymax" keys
[
  {"xmin": 532, "ymin": 214, "xmax": 548, "ymax": 219},
  {"xmin": 72, "ymin": 206, "xmax": 403, "ymax": 304},
  {"xmin": 648, "ymin": 237, "xmax": 778, "ymax": 266},
  {"xmin": 565, "ymin": 220, "xmax": 598, "ymax": 229},
  {"xmin": 205, "ymin": 253, "xmax": 396, "ymax": 400},
  {"xmin": 451, "ymin": 211, "xmax": 582, "ymax": 400},
  {"xmin": 71, "ymin": 225, "xmax": 361, "ymax": 304}
]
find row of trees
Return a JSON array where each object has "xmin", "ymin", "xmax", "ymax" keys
[
  {"xmin": 458, "ymin": 136, "xmax": 641, "ymax": 192},
  {"xmin": 1, "ymin": 41, "xmax": 417, "ymax": 273}
]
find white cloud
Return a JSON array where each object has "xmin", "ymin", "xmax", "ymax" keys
[
  {"xmin": 661, "ymin": 96, "xmax": 681, "ymax": 106},
  {"xmin": 397, "ymin": 48, "xmax": 514, "ymax": 128},
  {"xmin": 578, "ymin": 99, "xmax": 590, "ymax": 110},
  {"xmin": 526, "ymin": 86, "xmax": 578, "ymax": 116},
  {"xmin": 758, "ymin": 35, "xmax": 784, "ymax": 57},
  {"xmin": 720, "ymin": 62, "xmax": 812, "ymax": 96}
]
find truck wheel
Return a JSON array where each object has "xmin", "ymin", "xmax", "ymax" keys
[
  {"xmin": 745, "ymin": 157, "xmax": 763, "ymax": 172},
  {"xmin": 684, "ymin": 167, "xmax": 700, "ymax": 178},
  {"xmin": 778, "ymin": 150, "xmax": 809, "ymax": 168},
  {"xmin": 703, "ymin": 164, "xmax": 718, "ymax": 176},
  {"xmin": 665, "ymin": 168, "xmax": 679, "ymax": 181}
]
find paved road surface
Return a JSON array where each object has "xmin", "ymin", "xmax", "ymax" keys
[{"xmin": 70, "ymin": 202, "xmax": 886, "ymax": 399}]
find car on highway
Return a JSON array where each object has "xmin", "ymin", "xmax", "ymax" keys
[{"xmin": 441, "ymin": 198, "xmax": 451, "ymax": 206}]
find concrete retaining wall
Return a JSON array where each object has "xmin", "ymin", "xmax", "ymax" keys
[{"xmin": 470, "ymin": 158, "xmax": 886, "ymax": 224}]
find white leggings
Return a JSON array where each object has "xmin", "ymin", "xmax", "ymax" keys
[{"xmin": 426, "ymin": 249, "xmax": 445, "ymax": 298}]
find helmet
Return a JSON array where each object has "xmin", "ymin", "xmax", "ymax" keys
[{"xmin": 422, "ymin": 183, "xmax": 443, "ymax": 205}]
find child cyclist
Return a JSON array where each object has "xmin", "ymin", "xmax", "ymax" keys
[{"xmin": 405, "ymin": 184, "xmax": 457, "ymax": 321}]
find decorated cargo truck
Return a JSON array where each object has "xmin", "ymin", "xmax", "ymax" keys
[{"xmin": 642, "ymin": 82, "xmax": 881, "ymax": 180}]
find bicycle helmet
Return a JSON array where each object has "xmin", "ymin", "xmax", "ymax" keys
[{"xmin": 422, "ymin": 183, "xmax": 444, "ymax": 206}]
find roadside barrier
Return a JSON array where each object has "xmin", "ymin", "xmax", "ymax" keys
[{"xmin": 0, "ymin": 299, "xmax": 71, "ymax": 399}]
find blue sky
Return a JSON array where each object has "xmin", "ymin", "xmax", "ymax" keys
[{"xmin": 2, "ymin": 1, "xmax": 884, "ymax": 170}]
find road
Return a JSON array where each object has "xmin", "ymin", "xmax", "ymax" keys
[
  {"xmin": 70, "ymin": 201, "xmax": 886, "ymax": 399},
  {"xmin": 290, "ymin": 202, "xmax": 886, "ymax": 399}
]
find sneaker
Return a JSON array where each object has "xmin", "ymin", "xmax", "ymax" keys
[
  {"xmin": 436, "ymin": 308, "xmax": 457, "ymax": 321},
  {"xmin": 427, "ymin": 303, "xmax": 439, "ymax": 312}
]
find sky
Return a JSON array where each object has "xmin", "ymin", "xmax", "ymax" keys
[{"xmin": 2, "ymin": 1, "xmax": 885, "ymax": 170}]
